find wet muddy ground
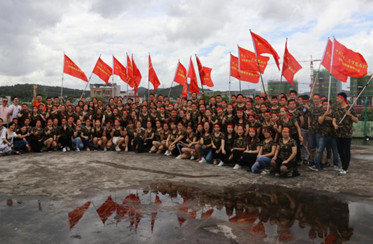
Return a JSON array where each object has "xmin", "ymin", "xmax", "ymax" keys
[{"xmin": 1, "ymin": 145, "xmax": 373, "ymax": 243}]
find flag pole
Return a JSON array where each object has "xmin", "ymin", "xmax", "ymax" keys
[
  {"xmin": 168, "ymin": 60, "xmax": 179, "ymax": 98},
  {"xmin": 311, "ymin": 37, "xmax": 329, "ymax": 98},
  {"xmin": 327, "ymin": 38, "xmax": 334, "ymax": 111},
  {"xmin": 80, "ymin": 54, "xmax": 100, "ymax": 100},
  {"xmin": 250, "ymin": 30, "xmax": 267, "ymax": 97},
  {"xmin": 229, "ymin": 52, "xmax": 232, "ymax": 101},
  {"xmin": 339, "ymin": 75, "xmax": 373, "ymax": 124},
  {"xmin": 148, "ymin": 53, "xmax": 150, "ymax": 102},
  {"xmin": 195, "ymin": 54, "xmax": 205, "ymax": 100},
  {"xmin": 112, "ymin": 55, "xmax": 115, "ymax": 98},
  {"xmin": 237, "ymin": 45, "xmax": 242, "ymax": 92},
  {"xmin": 61, "ymin": 52, "xmax": 65, "ymax": 98}
]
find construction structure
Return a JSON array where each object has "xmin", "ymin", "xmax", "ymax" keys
[
  {"xmin": 90, "ymin": 83, "xmax": 121, "ymax": 101},
  {"xmin": 312, "ymin": 69, "xmax": 342, "ymax": 98},
  {"xmin": 350, "ymin": 75, "xmax": 373, "ymax": 106},
  {"xmin": 267, "ymin": 80, "xmax": 299, "ymax": 96}
]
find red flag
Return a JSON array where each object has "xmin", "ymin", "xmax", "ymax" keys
[
  {"xmin": 250, "ymin": 30, "xmax": 281, "ymax": 70},
  {"xmin": 281, "ymin": 40, "xmax": 302, "ymax": 86},
  {"xmin": 182, "ymin": 83, "xmax": 188, "ymax": 97},
  {"xmin": 96, "ymin": 195, "xmax": 116, "ymax": 224},
  {"xmin": 195, "ymin": 55, "xmax": 205, "ymax": 81},
  {"xmin": 126, "ymin": 54, "xmax": 135, "ymax": 88},
  {"xmin": 132, "ymin": 56, "xmax": 142, "ymax": 95},
  {"xmin": 113, "ymin": 56, "xmax": 127, "ymax": 84},
  {"xmin": 68, "ymin": 201, "xmax": 91, "ymax": 229},
  {"xmin": 238, "ymin": 46, "xmax": 270, "ymax": 73},
  {"xmin": 63, "ymin": 54, "xmax": 88, "ymax": 82},
  {"xmin": 187, "ymin": 57, "xmax": 199, "ymax": 94},
  {"xmin": 201, "ymin": 67, "xmax": 214, "ymax": 87},
  {"xmin": 148, "ymin": 54, "xmax": 160, "ymax": 90},
  {"xmin": 321, "ymin": 39, "xmax": 348, "ymax": 82},
  {"xmin": 230, "ymin": 54, "xmax": 240, "ymax": 79},
  {"xmin": 92, "ymin": 57, "xmax": 112, "ymax": 84},
  {"xmin": 173, "ymin": 61, "xmax": 187, "ymax": 86},
  {"xmin": 332, "ymin": 38, "xmax": 368, "ymax": 79}
]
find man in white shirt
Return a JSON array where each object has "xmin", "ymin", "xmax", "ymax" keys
[
  {"xmin": 0, "ymin": 97, "xmax": 10, "ymax": 125},
  {"xmin": 8, "ymin": 96, "xmax": 21, "ymax": 121}
]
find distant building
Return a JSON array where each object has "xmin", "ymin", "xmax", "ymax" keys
[
  {"xmin": 350, "ymin": 75, "xmax": 373, "ymax": 106},
  {"xmin": 267, "ymin": 80, "xmax": 298, "ymax": 96},
  {"xmin": 312, "ymin": 69, "xmax": 342, "ymax": 98},
  {"xmin": 90, "ymin": 83, "xmax": 121, "ymax": 101}
]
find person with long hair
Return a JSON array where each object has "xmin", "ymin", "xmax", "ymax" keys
[
  {"xmin": 230, "ymin": 125, "xmax": 247, "ymax": 170},
  {"xmin": 251, "ymin": 128, "xmax": 277, "ymax": 174},
  {"xmin": 238, "ymin": 127, "xmax": 260, "ymax": 171},
  {"xmin": 198, "ymin": 122, "xmax": 213, "ymax": 164},
  {"xmin": 0, "ymin": 122, "xmax": 26, "ymax": 155},
  {"xmin": 211, "ymin": 124, "xmax": 225, "ymax": 165}
]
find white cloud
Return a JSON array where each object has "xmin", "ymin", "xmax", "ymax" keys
[{"xmin": 0, "ymin": 0, "xmax": 372, "ymax": 94}]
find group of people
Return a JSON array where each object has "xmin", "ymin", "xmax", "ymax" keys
[{"xmin": 0, "ymin": 85, "xmax": 358, "ymax": 176}]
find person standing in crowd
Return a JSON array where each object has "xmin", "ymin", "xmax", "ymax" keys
[
  {"xmin": 0, "ymin": 97, "xmax": 11, "ymax": 126},
  {"xmin": 332, "ymin": 92, "xmax": 358, "ymax": 175},
  {"xmin": 8, "ymin": 97, "xmax": 21, "ymax": 122},
  {"xmin": 309, "ymin": 101, "xmax": 340, "ymax": 172}
]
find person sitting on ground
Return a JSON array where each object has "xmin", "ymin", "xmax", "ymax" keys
[
  {"xmin": 238, "ymin": 127, "xmax": 260, "ymax": 171},
  {"xmin": 211, "ymin": 124, "xmax": 225, "ymax": 165},
  {"xmin": 251, "ymin": 128, "xmax": 277, "ymax": 174},
  {"xmin": 197, "ymin": 122, "xmax": 213, "ymax": 164},
  {"xmin": 0, "ymin": 122, "xmax": 27, "ymax": 155}
]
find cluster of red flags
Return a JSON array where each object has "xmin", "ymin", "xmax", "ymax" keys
[
  {"xmin": 173, "ymin": 55, "xmax": 214, "ymax": 97},
  {"xmin": 230, "ymin": 31, "xmax": 302, "ymax": 86},
  {"xmin": 321, "ymin": 38, "xmax": 367, "ymax": 82},
  {"xmin": 63, "ymin": 31, "xmax": 368, "ymax": 97}
]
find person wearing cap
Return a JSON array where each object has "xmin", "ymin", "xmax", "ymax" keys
[
  {"xmin": 251, "ymin": 128, "xmax": 277, "ymax": 174},
  {"xmin": 271, "ymin": 127, "xmax": 298, "ymax": 177},
  {"xmin": 309, "ymin": 101, "xmax": 340, "ymax": 172},
  {"xmin": 211, "ymin": 123, "xmax": 225, "ymax": 165},
  {"xmin": 332, "ymin": 92, "xmax": 358, "ymax": 175}
]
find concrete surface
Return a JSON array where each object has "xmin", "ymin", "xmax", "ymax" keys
[{"xmin": 1, "ymin": 145, "xmax": 373, "ymax": 200}]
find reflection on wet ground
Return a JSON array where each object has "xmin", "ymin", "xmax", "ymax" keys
[{"xmin": 1, "ymin": 183, "xmax": 373, "ymax": 243}]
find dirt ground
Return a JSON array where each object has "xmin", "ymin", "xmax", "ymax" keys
[{"xmin": 1, "ymin": 145, "xmax": 373, "ymax": 200}]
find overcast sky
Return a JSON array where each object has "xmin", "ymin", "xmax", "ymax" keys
[{"xmin": 0, "ymin": 0, "xmax": 372, "ymax": 93}]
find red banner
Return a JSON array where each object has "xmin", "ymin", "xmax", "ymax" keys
[
  {"xmin": 250, "ymin": 30, "xmax": 280, "ymax": 70},
  {"xmin": 63, "ymin": 54, "xmax": 88, "ymax": 82},
  {"xmin": 174, "ymin": 61, "xmax": 187, "ymax": 86},
  {"xmin": 238, "ymin": 46, "xmax": 270, "ymax": 73},
  {"xmin": 195, "ymin": 55, "xmax": 205, "ymax": 82},
  {"xmin": 127, "ymin": 54, "xmax": 135, "ymax": 88},
  {"xmin": 68, "ymin": 201, "xmax": 91, "ymax": 229},
  {"xmin": 332, "ymin": 38, "xmax": 368, "ymax": 80},
  {"xmin": 321, "ymin": 39, "xmax": 348, "ymax": 82},
  {"xmin": 187, "ymin": 57, "xmax": 199, "ymax": 94},
  {"xmin": 132, "ymin": 56, "xmax": 142, "ymax": 95},
  {"xmin": 113, "ymin": 56, "xmax": 127, "ymax": 84},
  {"xmin": 148, "ymin": 54, "xmax": 160, "ymax": 90},
  {"xmin": 201, "ymin": 66, "xmax": 214, "ymax": 87},
  {"xmin": 230, "ymin": 54, "xmax": 240, "ymax": 79},
  {"xmin": 281, "ymin": 41, "xmax": 302, "ymax": 86},
  {"xmin": 92, "ymin": 57, "xmax": 112, "ymax": 84}
]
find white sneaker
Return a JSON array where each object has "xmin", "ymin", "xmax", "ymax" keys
[
  {"xmin": 125, "ymin": 147, "xmax": 128, "ymax": 152},
  {"xmin": 66, "ymin": 147, "xmax": 71, "ymax": 151},
  {"xmin": 176, "ymin": 155, "xmax": 182, "ymax": 159},
  {"xmin": 116, "ymin": 147, "xmax": 121, "ymax": 152},
  {"xmin": 261, "ymin": 169, "xmax": 270, "ymax": 175},
  {"xmin": 164, "ymin": 150, "xmax": 169, "ymax": 155},
  {"xmin": 217, "ymin": 161, "xmax": 224, "ymax": 167},
  {"xmin": 76, "ymin": 148, "xmax": 80, "ymax": 152},
  {"xmin": 198, "ymin": 158, "xmax": 206, "ymax": 164},
  {"xmin": 334, "ymin": 165, "xmax": 340, "ymax": 171},
  {"xmin": 338, "ymin": 169, "xmax": 348, "ymax": 175},
  {"xmin": 62, "ymin": 147, "xmax": 66, "ymax": 152},
  {"xmin": 233, "ymin": 164, "xmax": 242, "ymax": 170},
  {"xmin": 190, "ymin": 156, "xmax": 195, "ymax": 160}
]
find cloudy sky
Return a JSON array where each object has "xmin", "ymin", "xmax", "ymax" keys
[{"xmin": 1, "ymin": 0, "xmax": 372, "ymax": 93}]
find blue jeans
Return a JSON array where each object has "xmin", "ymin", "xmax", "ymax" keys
[
  {"xmin": 199, "ymin": 146, "xmax": 213, "ymax": 163},
  {"xmin": 309, "ymin": 133, "xmax": 320, "ymax": 151},
  {"xmin": 251, "ymin": 156, "xmax": 271, "ymax": 173},
  {"xmin": 72, "ymin": 137, "xmax": 84, "ymax": 149},
  {"xmin": 314, "ymin": 136, "xmax": 339, "ymax": 168}
]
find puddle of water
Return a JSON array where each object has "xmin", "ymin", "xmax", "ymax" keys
[{"xmin": 1, "ymin": 183, "xmax": 373, "ymax": 243}]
